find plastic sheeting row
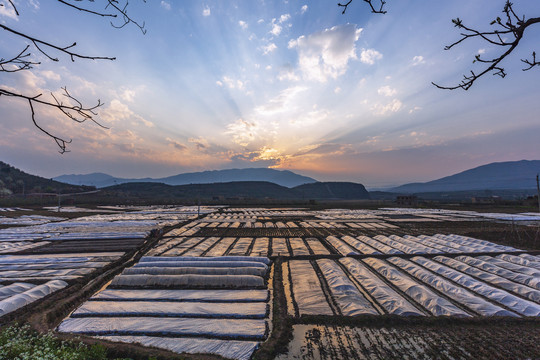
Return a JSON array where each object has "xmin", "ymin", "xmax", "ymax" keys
[
  {"xmin": 148, "ymin": 237, "xmax": 331, "ymax": 257},
  {"xmin": 327, "ymin": 234, "xmax": 521, "ymax": 256}
]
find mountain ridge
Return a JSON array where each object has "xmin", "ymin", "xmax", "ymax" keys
[
  {"xmin": 391, "ymin": 160, "xmax": 540, "ymax": 193},
  {"xmin": 54, "ymin": 168, "xmax": 318, "ymax": 188}
]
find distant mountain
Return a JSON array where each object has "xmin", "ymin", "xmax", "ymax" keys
[
  {"xmin": 391, "ymin": 160, "xmax": 540, "ymax": 193},
  {"xmin": 0, "ymin": 161, "xmax": 93, "ymax": 195},
  {"xmin": 54, "ymin": 168, "xmax": 317, "ymax": 188},
  {"xmin": 94, "ymin": 181, "xmax": 371, "ymax": 201}
]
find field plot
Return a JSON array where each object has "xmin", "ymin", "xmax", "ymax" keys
[
  {"xmin": 284, "ymin": 255, "xmax": 540, "ymax": 318},
  {"xmin": 278, "ymin": 323, "xmax": 540, "ymax": 360},
  {"xmin": 58, "ymin": 255, "xmax": 272, "ymax": 360}
]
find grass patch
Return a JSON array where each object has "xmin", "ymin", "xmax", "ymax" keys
[{"xmin": 0, "ymin": 324, "xmax": 118, "ymax": 360}]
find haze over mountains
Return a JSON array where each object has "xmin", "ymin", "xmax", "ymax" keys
[{"xmin": 54, "ymin": 168, "xmax": 317, "ymax": 188}]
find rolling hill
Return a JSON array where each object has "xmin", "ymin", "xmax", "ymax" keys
[
  {"xmin": 0, "ymin": 161, "xmax": 93, "ymax": 196},
  {"xmin": 391, "ymin": 160, "xmax": 540, "ymax": 193},
  {"xmin": 96, "ymin": 181, "xmax": 371, "ymax": 201}
]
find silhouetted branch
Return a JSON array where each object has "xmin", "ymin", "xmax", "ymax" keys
[
  {"xmin": 433, "ymin": 1, "xmax": 540, "ymax": 90},
  {"xmin": 0, "ymin": 87, "xmax": 108, "ymax": 154},
  {"xmin": 338, "ymin": 0, "xmax": 387, "ymax": 15},
  {"xmin": 0, "ymin": 45, "xmax": 40, "ymax": 72},
  {"xmin": 0, "ymin": 0, "xmax": 145, "ymax": 152}
]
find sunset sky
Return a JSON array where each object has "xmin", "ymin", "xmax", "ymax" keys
[{"xmin": 1, "ymin": 0, "xmax": 539, "ymax": 188}]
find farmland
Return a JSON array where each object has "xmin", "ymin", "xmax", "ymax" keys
[{"xmin": 0, "ymin": 205, "xmax": 539, "ymax": 359}]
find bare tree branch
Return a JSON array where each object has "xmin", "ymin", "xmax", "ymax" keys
[
  {"xmin": 338, "ymin": 0, "xmax": 387, "ymax": 15},
  {"xmin": 433, "ymin": 1, "xmax": 540, "ymax": 90},
  {"xmin": 0, "ymin": 0, "xmax": 145, "ymax": 152},
  {"xmin": 0, "ymin": 87, "xmax": 108, "ymax": 153}
]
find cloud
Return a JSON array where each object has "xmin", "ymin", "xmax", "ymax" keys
[
  {"xmin": 120, "ymin": 89, "xmax": 136, "ymax": 102},
  {"xmin": 189, "ymin": 137, "xmax": 209, "ymax": 151},
  {"xmin": 225, "ymin": 119, "xmax": 259, "ymax": 147},
  {"xmin": 255, "ymin": 86, "xmax": 307, "ymax": 116},
  {"xmin": 166, "ymin": 138, "xmax": 187, "ymax": 151},
  {"xmin": 219, "ymin": 76, "xmax": 244, "ymax": 90},
  {"xmin": 359, "ymin": 48, "xmax": 382, "ymax": 65},
  {"xmin": 238, "ymin": 20, "xmax": 248, "ymax": 30},
  {"xmin": 100, "ymin": 99, "xmax": 154, "ymax": 128},
  {"xmin": 301, "ymin": 5, "xmax": 308, "ymax": 14},
  {"xmin": 377, "ymin": 85, "xmax": 396, "ymax": 97},
  {"xmin": 371, "ymin": 99, "xmax": 403, "ymax": 115},
  {"xmin": 202, "ymin": 5, "xmax": 210, "ymax": 16},
  {"xmin": 40, "ymin": 70, "xmax": 61, "ymax": 82},
  {"xmin": 0, "ymin": 2, "xmax": 19, "ymax": 20},
  {"xmin": 279, "ymin": 14, "xmax": 291, "ymax": 23},
  {"xmin": 409, "ymin": 106, "xmax": 422, "ymax": 114},
  {"xmin": 270, "ymin": 21, "xmax": 282, "ymax": 36},
  {"xmin": 288, "ymin": 24, "xmax": 362, "ymax": 82},
  {"xmin": 160, "ymin": 1, "xmax": 171, "ymax": 10},
  {"xmin": 262, "ymin": 43, "xmax": 277, "ymax": 55},
  {"xmin": 411, "ymin": 55, "xmax": 425, "ymax": 66}
]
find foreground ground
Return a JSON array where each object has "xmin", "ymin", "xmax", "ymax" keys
[{"xmin": 0, "ymin": 204, "xmax": 538, "ymax": 359}]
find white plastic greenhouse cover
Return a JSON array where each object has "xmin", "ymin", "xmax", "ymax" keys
[
  {"xmin": 390, "ymin": 257, "xmax": 515, "ymax": 317},
  {"xmin": 288, "ymin": 260, "xmax": 333, "ymax": 316},
  {"xmin": 0, "ymin": 268, "xmax": 94, "ymax": 279},
  {"xmin": 520, "ymin": 254, "xmax": 540, "ymax": 263},
  {"xmin": 92, "ymin": 289, "xmax": 269, "ymax": 302},
  {"xmin": 411, "ymin": 257, "xmax": 540, "ymax": 317},
  {"xmin": 434, "ymin": 256, "xmax": 540, "ymax": 304},
  {"xmin": 456, "ymin": 256, "xmax": 540, "ymax": 290},
  {"xmin": 497, "ymin": 254, "xmax": 540, "ymax": 270},
  {"xmin": 72, "ymin": 300, "xmax": 267, "ymax": 319},
  {"xmin": 271, "ymin": 238, "xmax": 290, "ymax": 257},
  {"xmin": 97, "ymin": 336, "xmax": 258, "ymax": 360},
  {"xmin": 250, "ymin": 238, "xmax": 269, "ymax": 257},
  {"xmin": 363, "ymin": 257, "xmax": 470, "ymax": 317},
  {"xmin": 372, "ymin": 235, "xmax": 423, "ymax": 254},
  {"xmin": 417, "ymin": 235, "xmax": 480, "ymax": 253},
  {"xmin": 123, "ymin": 266, "xmax": 267, "ymax": 277},
  {"xmin": 476, "ymin": 256, "xmax": 540, "ymax": 278},
  {"xmin": 339, "ymin": 258, "xmax": 424, "ymax": 316},
  {"xmin": 306, "ymin": 239, "xmax": 330, "ymax": 255},
  {"xmin": 134, "ymin": 261, "xmax": 268, "ymax": 271},
  {"xmin": 205, "ymin": 237, "xmax": 236, "ymax": 256},
  {"xmin": 0, "ymin": 280, "xmax": 67, "ymax": 316},
  {"xmin": 58, "ymin": 317, "xmax": 267, "ymax": 339},
  {"xmin": 162, "ymin": 238, "xmax": 204, "ymax": 256},
  {"xmin": 356, "ymin": 236, "xmax": 403, "ymax": 255},
  {"xmin": 316, "ymin": 259, "xmax": 378, "ymax": 316},
  {"xmin": 0, "ymin": 261, "xmax": 108, "ymax": 271},
  {"xmin": 402, "ymin": 235, "xmax": 460, "ymax": 254},
  {"xmin": 182, "ymin": 237, "xmax": 220, "ymax": 257},
  {"xmin": 140, "ymin": 256, "xmax": 271, "ymax": 265},
  {"xmin": 340, "ymin": 236, "xmax": 381, "ymax": 255},
  {"xmin": 289, "ymin": 238, "xmax": 310, "ymax": 256},
  {"xmin": 0, "ymin": 283, "xmax": 36, "ymax": 300},
  {"xmin": 387, "ymin": 235, "xmax": 442, "ymax": 254},
  {"xmin": 325, "ymin": 236, "xmax": 359, "ymax": 256},
  {"xmin": 228, "ymin": 238, "xmax": 253, "ymax": 256},
  {"xmin": 110, "ymin": 274, "xmax": 264, "ymax": 288},
  {"xmin": 433, "ymin": 234, "xmax": 519, "ymax": 253}
]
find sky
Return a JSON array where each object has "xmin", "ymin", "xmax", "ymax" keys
[{"xmin": 0, "ymin": 0, "xmax": 539, "ymax": 188}]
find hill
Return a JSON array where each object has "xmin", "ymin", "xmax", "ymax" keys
[
  {"xmin": 0, "ymin": 161, "xmax": 94, "ymax": 196},
  {"xmin": 294, "ymin": 182, "xmax": 370, "ymax": 200},
  {"xmin": 391, "ymin": 160, "xmax": 540, "ymax": 193},
  {"xmin": 94, "ymin": 181, "xmax": 371, "ymax": 201},
  {"xmin": 54, "ymin": 168, "xmax": 317, "ymax": 188}
]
